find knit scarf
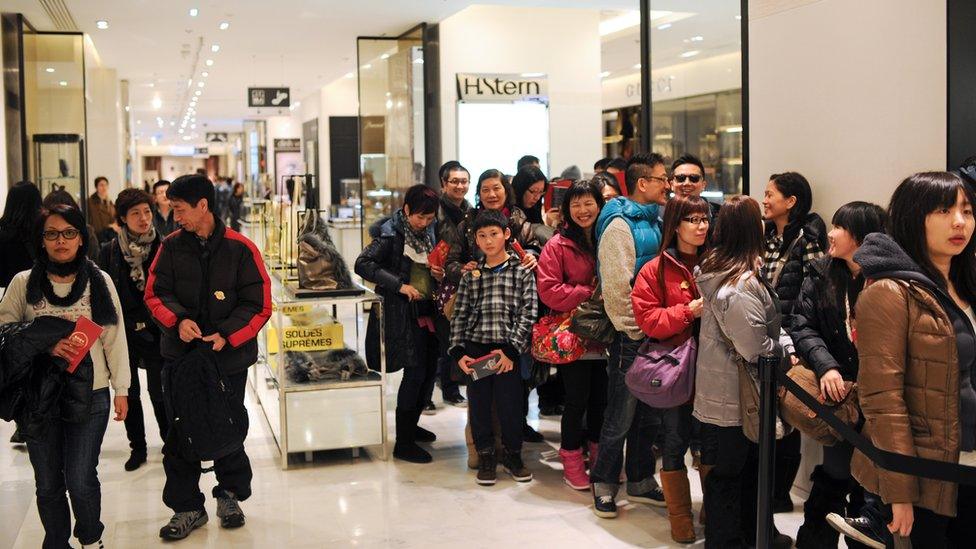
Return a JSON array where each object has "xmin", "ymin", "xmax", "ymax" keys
[
  {"xmin": 117, "ymin": 227, "xmax": 157, "ymax": 291},
  {"xmin": 26, "ymin": 256, "xmax": 119, "ymax": 326},
  {"xmin": 394, "ymin": 209, "xmax": 433, "ymax": 255}
]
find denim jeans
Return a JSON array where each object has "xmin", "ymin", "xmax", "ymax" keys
[
  {"xmin": 27, "ymin": 388, "xmax": 111, "ymax": 548},
  {"xmin": 661, "ymin": 403, "xmax": 694, "ymax": 471},
  {"xmin": 591, "ymin": 332, "xmax": 660, "ymax": 497}
]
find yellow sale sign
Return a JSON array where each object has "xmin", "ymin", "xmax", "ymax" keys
[{"xmin": 267, "ymin": 323, "xmax": 344, "ymax": 354}]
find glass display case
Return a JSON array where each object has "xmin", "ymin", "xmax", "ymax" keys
[
  {"xmin": 32, "ymin": 133, "xmax": 86, "ymax": 205},
  {"xmin": 250, "ymin": 274, "xmax": 386, "ymax": 469}
]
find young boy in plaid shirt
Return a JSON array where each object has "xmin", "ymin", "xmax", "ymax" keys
[{"xmin": 449, "ymin": 210, "xmax": 538, "ymax": 486}]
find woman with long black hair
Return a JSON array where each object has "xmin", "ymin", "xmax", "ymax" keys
[
  {"xmin": 790, "ymin": 201, "xmax": 887, "ymax": 548},
  {"xmin": 0, "ymin": 181, "xmax": 43, "ymax": 289}
]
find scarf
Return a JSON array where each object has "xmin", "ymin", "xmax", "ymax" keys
[
  {"xmin": 394, "ymin": 209, "xmax": 433, "ymax": 255},
  {"xmin": 117, "ymin": 227, "xmax": 157, "ymax": 291},
  {"xmin": 26, "ymin": 256, "xmax": 119, "ymax": 326}
]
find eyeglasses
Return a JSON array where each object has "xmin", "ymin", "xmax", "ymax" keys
[
  {"xmin": 446, "ymin": 178, "xmax": 469, "ymax": 186},
  {"xmin": 42, "ymin": 229, "xmax": 81, "ymax": 241},
  {"xmin": 681, "ymin": 216, "xmax": 710, "ymax": 226},
  {"xmin": 646, "ymin": 175, "xmax": 670, "ymax": 184},
  {"xmin": 672, "ymin": 174, "xmax": 703, "ymax": 184}
]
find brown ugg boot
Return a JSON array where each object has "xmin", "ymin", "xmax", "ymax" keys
[
  {"xmin": 660, "ymin": 469, "xmax": 696, "ymax": 544},
  {"xmin": 698, "ymin": 464, "xmax": 714, "ymax": 525}
]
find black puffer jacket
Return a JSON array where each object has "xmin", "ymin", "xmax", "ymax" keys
[
  {"xmin": 98, "ymin": 237, "xmax": 162, "ymax": 357},
  {"xmin": 145, "ymin": 218, "xmax": 272, "ymax": 376},
  {"xmin": 355, "ymin": 216, "xmax": 438, "ymax": 374},
  {"xmin": 0, "ymin": 316, "xmax": 94, "ymax": 441},
  {"xmin": 789, "ymin": 256, "xmax": 861, "ymax": 380},
  {"xmin": 765, "ymin": 213, "xmax": 828, "ymax": 318}
]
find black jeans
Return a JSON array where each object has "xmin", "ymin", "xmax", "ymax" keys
[
  {"xmin": 559, "ymin": 359, "xmax": 608, "ymax": 451},
  {"xmin": 465, "ymin": 341, "xmax": 524, "ymax": 452},
  {"xmin": 821, "ymin": 439, "xmax": 854, "ymax": 481},
  {"xmin": 429, "ymin": 315, "xmax": 461, "ymax": 401},
  {"xmin": 591, "ymin": 333, "xmax": 660, "ymax": 497},
  {"xmin": 894, "ymin": 484, "xmax": 976, "ymax": 547},
  {"xmin": 661, "ymin": 403, "xmax": 694, "ymax": 471},
  {"xmin": 702, "ymin": 423, "xmax": 759, "ymax": 549},
  {"xmin": 162, "ymin": 372, "xmax": 252, "ymax": 512},
  {"xmin": 396, "ymin": 324, "xmax": 439, "ymax": 442},
  {"xmin": 123, "ymin": 351, "xmax": 168, "ymax": 453},
  {"xmin": 537, "ymin": 370, "xmax": 565, "ymax": 409},
  {"xmin": 27, "ymin": 388, "xmax": 110, "ymax": 548}
]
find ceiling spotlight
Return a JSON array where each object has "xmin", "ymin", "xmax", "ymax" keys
[
  {"xmin": 169, "ymin": 121, "xmax": 175, "ymax": 127},
  {"xmin": 197, "ymin": 81, "xmax": 205, "ymax": 87},
  {"xmin": 201, "ymin": 71, "xmax": 209, "ymax": 77},
  {"xmin": 152, "ymin": 96, "xmax": 162, "ymax": 109},
  {"xmin": 124, "ymin": 106, "xmax": 130, "ymax": 112},
  {"xmin": 195, "ymin": 90, "xmax": 202, "ymax": 96},
  {"xmin": 183, "ymin": 135, "xmax": 192, "ymax": 141},
  {"xmin": 45, "ymin": 67, "xmax": 54, "ymax": 73},
  {"xmin": 179, "ymin": 129, "xmax": 184, "ymax": 134},
  {"xmin": 189, "ymin": 8, "xmax": 198, "ymax": 17},
  {"xmin": 95, "ymin": 20, "xmax": 109, "ymax": 30},
  {"xmin": 205, "ymin": 59, "xmax": 214, "ymax": 66},
  {"xmin": 219, "ymin": 21, "xmax": 230, "ymax": 30},
  {"xmin": 59, "ymin": 81, "xmax": 67, "ymax": 86},
  {"xmin": 191, "ymin": 124, "xmax": 196, "ymax": 129},
  {"xmin": 211, "ymin": 44, "xmax": 220, "ymax": 53}
]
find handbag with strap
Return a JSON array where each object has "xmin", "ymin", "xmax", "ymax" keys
[
  {"xmin": 626, "ymin": 337, "xmax": 697, "ymax": 408},
  {"xmin": 531, "ymin": 310, "xmax": 587, "ymax": 365},
  {"xmin": 778, "ymin": 361, "xmax": 860, "ymax": 446},
  {"xmin": 569, "ymin": 284, "xmax": 615, "ymax": 345}
]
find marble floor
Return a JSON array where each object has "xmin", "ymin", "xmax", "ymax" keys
[{"xmin": 1, "ymin": 369, "xmax": 814, "ymax": 548}]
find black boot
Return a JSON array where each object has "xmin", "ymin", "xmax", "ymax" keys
[
  {"xmin": 393, "ymin": 408, "xmax": 431, "ymax": 464},
  {"xmin": 796, "ymin": 466, "xmax": 848, "ymax": 548},
  {"xmin": 772, "ymin": 443, "xmax": 802, "ymax": 513}
]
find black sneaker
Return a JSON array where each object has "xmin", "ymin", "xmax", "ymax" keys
[
  {"xmin": 825, "ymin": 513, "xmax": 887, "ymax": 549},
  {"xmin": 159, "ymin": 510, "xmax": 208, "ymax": 540},
  {"xmin": 522, "ymin": 424, "xmax": 545, "ymax": 443},
  {"xmin": 444, "ymin": 394, "xmax": 467, "ymax": 407},
  {"xmin": 502, "ymin": 450, "xmax": 533, "ymax": 482},
  {"xmin": 124, "ymin": 451, "xmax": 147, "ymax": 472},
  {"xmin": 415, "ymin": 425, "xmax": 437, "ymax": 443},
  {"xmin": 216, "ymin": 493, "xmax": 245, "ymax": 529},
  {"xmin": 627, "ymin": 485, "xmax": 667, "ymax": 507},
  {"xmin": 477, "ymin": 448, "xmax": 497, "ymax": 486},
  {"xmin": 592, "ymin": 492, "xmax": 618, "ymax": 518},
  {"xmin": 422, "ymin": 402, "xmax": 437, "ymax": 416}
]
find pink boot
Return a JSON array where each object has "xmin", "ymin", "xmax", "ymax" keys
[
  {"xmin": 587, "ymin": 441, "xmax": 599, "ymax": 470},
  {"xmin": 560, "ymin": 448, "xmax": 590, "ymax": 490}
]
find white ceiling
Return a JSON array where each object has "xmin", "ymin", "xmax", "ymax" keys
[{"xmin": 6, "ymin": 0, "xmax": 738, "ymax": 145}]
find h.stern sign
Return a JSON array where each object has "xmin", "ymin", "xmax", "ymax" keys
[{"xmin": 456, "ymin": 73, "xmax": 548, "ymax": 103}]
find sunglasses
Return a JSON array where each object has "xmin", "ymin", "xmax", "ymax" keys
[{"xmin": 672, "ymin": 174, "xmax": 703, "ymax": 184}]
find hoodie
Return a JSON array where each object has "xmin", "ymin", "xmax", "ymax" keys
[{"xmin": 854, "ymin": 232, "xmax": 976, "ymax": 451}]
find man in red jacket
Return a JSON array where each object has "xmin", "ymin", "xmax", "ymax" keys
[{"xmin": 145, "ymin": 174, "xmax": 271, "ymax": 541}]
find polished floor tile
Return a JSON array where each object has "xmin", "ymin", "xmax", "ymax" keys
[{"xmin": 1, "ymin": 369, "xmax": 817, "ymax": 548}]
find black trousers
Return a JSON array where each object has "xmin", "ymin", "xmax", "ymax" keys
[
  {"xmin": 702, "ymin": 423, "xmax": 759, "ymax": 549},
  {"xmin": 162, "ymin": 371, "xmax": 252, "ymax": 513},
  {"xmin": 123, "ymin": 351, "xmax": 168, "ymax": 453},
  {"xmin": 396, "ymin": 324, "xmax": 439, "ymax": 443},
  {"xmin": 905, "ymin": 484, "xmax": 976, "ymax": 548},
  {"xmin": 465, "ymin": 341, "xmax": 524, "ymax": 452},
  {"xmin": 428, "ymin": 315, "xmax": 461, "ymax": 401},
  {"xmin": 558, "ymin": 359, "xmax": 607, "ymax": 451}
]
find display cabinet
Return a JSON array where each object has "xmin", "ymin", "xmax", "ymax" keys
[{"xmin": 249, "ymin": 274, "xmax": 386, "ymax": 469}]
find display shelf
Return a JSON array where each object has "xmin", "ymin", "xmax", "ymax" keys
[{"xmin": 249, "ymin": 274, "xmax": 387, "ymax": 469}]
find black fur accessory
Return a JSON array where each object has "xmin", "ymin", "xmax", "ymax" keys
[{"xmin": 26, "ymin": 257, "xmax": 119, "ymax": 326}]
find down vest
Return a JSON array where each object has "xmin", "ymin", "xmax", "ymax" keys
[{"xmin": 851, "ymin": 233, "xmax": 976, "ymax": 517}]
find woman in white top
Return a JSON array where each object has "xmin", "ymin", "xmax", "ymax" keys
[{"xmin": 0, "ymin": 203, "xmax": 128, "ymax": 549}]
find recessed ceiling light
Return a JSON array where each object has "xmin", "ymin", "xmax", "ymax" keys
[
  {"xmin": 169, "ymin": 121, "xmax": 175, "ymax": 127},
  {"xmin": 205, "ymin": 59, "xmax": 214, "ymax": 66},
  {"xmin": 657, "ymin": 23, "xmax": 672, "ymax": 30},
  {"xmin": 690, "ymin": 35, "xmax": 704, "ymax": 42},
  {"xmin": 344, "ymin": 72, "xmax": 354, "ymax": 79},
  {"xmin": 380, "ymin": 54, "xmax": 390, "ymax": 60},
  {"xmin": 197, "ymin": 81, "xmax": 205, "ymax": 88},
  {"xmin": 179, "ymin": 128, "xmax": 184, "ymax": 134},
  {"xmin": 187, "ymin": 78, "xmax": 193, "ymax": 87},
  {"xmin": 183, "ymin": 135, "xmax": 192, "ymax": 141},
  {"xmin": 189, "ymin": 8, "xmax": 198, "ymax": 17},
  {"xmin": 124, "ymin": 106, "xmax": 130, "ymax": 112},
  {"xmin": 45, "ymin": 67, "xmax": 54, "ymax": 73},
  {"xmin": 136, "ymin": 120, "xmax": 142, "ymax": 125},
  {"xmin": 600, "ymin": 71, "xmax": 611, "ymax": 78},
  {"xmin": 680, "ymin": 50, "xmax": 700, "ymax": 58},
  {"xmin": 148, "ymin": 82, "xmax": 155, "ymax": 88},
  {"xmin": 211, "ymin": 44, "xmax": 220, "ymax": 53},
  {"xmin": 59, "ymin": 80, "xmax": 67, "ymax": 86},
  {"xmin": 735, "ymin": 15, "xmax": 742, "ymax": 21},
  {"xmin": 218, "ymin": 21, "xmax": 230, "ymax": 30},
  {"xmin": 195, "ymin": 90, "xmax": 202, "ymax": 96},
  {"xmin": 95, "ymin": 20, "xmax": 109, "ymax": 30},
  {"xmin": 152, "ymin": 96, "xmax": 162, "ymax": 109},
  {"xmin": 201, "ymin": 71, "xmax": 209, "ymax": 77},
  {"xmin": 191, "ymin": 124, "xmax": 196, "ymax": 129},
  {"xmin": 361, "ymin": 64, "xmax": 372, "ymax": 70}
]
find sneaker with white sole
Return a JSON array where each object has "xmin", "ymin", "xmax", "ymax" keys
[
  {"xmin": 825, "ymin": 513, "xmax": 887, "ymax": 549},
  {"xmin": 593, "ymin": 493, "xmax": 618, "ymax": 518},
  {"xmin": 159, "ymin": 510, "xmax": 208, "ymax": 540}
]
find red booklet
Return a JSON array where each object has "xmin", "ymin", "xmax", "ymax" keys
[
  {"xmin": 66, "ymin": 316, "xmax": 103, "ymax": 374},
  {"xmin": 468, "ymin": 353, "xmax": 501, "ymax": 381},
  {"xmin": 428, "ymin": 240, "xmax": 450, "ymax": 269},
  {"xmin": 511, "ymin": 241, "xmax": 527, "ymax": 261}
]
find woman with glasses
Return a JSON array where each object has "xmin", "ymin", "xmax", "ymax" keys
[
  {"xmin": 0, "ymin": 203, "xmax": 129, "ymax": 549},
  {"xmin": 631, "ymin": 195, "xmax": 712, "ymax": 543}
]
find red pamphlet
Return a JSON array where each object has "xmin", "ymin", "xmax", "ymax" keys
[
  {"xmin": 66, "ymin": 316, "xmax": 103, "ymax": 374},
  {"xmin": 613, "ymin": 170, "xmax": 628, "ymax": 197},
  {"xmin": 468, "ymin": 353, "xmax": 501, "ymax": 381},
  {"xmin": 544, "ymin": 178, "xmax": 573, "ymax": 210},
  {"xmin": 428, "ymin": 240, "xmax": 450, "ymax": 269},
  {"xmin": 511, "ymin": 241, "xmax": 527, "ymax": 261}
]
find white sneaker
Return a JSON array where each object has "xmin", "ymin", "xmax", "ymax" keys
[{"xmin": 81, "ymin": 541, "xmax": 105, "ymax": 549}]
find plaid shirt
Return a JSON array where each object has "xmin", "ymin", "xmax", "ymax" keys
[
  {"xmin": 448, "ymin": 253, "xmax": 539, "ymax": 361},
  {"xmin": 761, "ymin": 233, "xmax": 824, "ymax": 286}
]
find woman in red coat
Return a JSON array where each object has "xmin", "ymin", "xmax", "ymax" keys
[
  {"xmin": 631, "ymin": 194, "xmax": 711, "ymax": 543},
  {"xmin": 536, "ymin": 181, "xmax": 607, "ymax": 490}
]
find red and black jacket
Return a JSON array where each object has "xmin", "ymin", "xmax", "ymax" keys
[{"xmin": 145, "ymin": 217, "xmax": 271, "ymax": 376}]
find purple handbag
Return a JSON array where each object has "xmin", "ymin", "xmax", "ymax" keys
[{"xmin": 625, "ymin": 337, "xmax": 697, "ymax": 408}]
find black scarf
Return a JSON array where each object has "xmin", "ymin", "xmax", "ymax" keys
[{"xmin": 26, "ymin": 256, "xmax": 119, "ymax": 326}]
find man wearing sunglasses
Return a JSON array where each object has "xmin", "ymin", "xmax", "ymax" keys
[{"xmin": 670, "ymin": 154, "xmax": 721, "ymax": 219}]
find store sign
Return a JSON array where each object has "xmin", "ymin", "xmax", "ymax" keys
[
  {"xmin": 248, "ymin": 87, "xmax": 290, "ymax": 108},
  {"xmin": 267, "ymin": 323, "xmax": 344, "ymax": 354},
  {"xmin": 456, "ymin": 73, "xmax": 548, "ymax": 103},
  {"xmin": 193, "ymin": 147, "xmax": 209, "ymax": 157},
  {"xmin": 274, "ymin": 138, "xmax": 301, "ymax": 152}
]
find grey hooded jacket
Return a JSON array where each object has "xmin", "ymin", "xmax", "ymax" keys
[{"xmin": 694, "ymin": 268, "xmax": 784, "ymax": 427}]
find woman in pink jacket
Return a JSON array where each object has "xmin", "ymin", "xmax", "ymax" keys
[{"xmin": 536, "ymin": 181, "xmax": 608, "ymax": 490}]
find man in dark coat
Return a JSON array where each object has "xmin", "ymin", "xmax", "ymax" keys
[{"xmin": 145, "ymin": 174, "xmax": 271, "ymax": 540}]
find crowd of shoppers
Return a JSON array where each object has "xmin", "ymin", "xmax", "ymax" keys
[{"xmin": 3, "ymin": 152, "xmax": 976, "ymax": 548}]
